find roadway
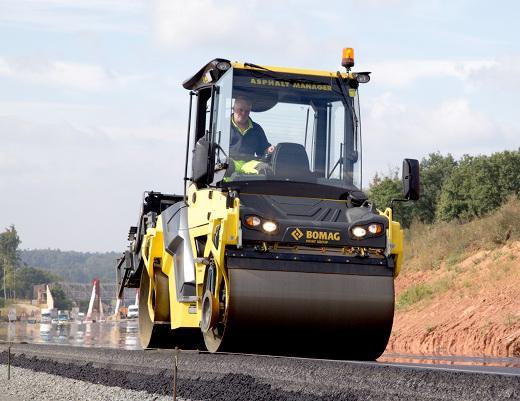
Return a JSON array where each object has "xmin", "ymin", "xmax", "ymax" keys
[{"xmin": 1, "ymin": 338, "xmax": 518, "ymax": 400}]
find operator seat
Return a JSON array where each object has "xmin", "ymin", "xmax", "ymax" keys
[{"xmin": 271, "ymin": 142, "xmax": 312, "ymax": 180}]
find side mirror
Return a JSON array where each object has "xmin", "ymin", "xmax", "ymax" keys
[
  {"xmin": 192, "ymin": 139, "xmax": 215, "ymax": 186},
  {"xmin": 402, "ymin": 158, "xmax": 420, "ymax": 200}
]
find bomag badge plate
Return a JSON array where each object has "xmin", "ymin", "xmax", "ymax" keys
[{"xmin": 284, "ymin": 227, "xmax": 344, "ymax": 245}]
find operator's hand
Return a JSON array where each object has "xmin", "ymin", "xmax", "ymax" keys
[{"xmin": 263, "ymin": 145, "xmax": 275, "ymax": 162}]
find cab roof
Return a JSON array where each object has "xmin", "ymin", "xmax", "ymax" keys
[
  {"xmin": 182, "ymin": 58, "xmax": 350, "ymax": 91},
  {"xmin": 231, "ymin": 61, "xmax": 349, "ymax": 79}
]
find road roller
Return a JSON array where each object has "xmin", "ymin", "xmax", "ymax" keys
[{"xmin": 116, "ymin": 48, "xmax": 420, "ymax": 360}]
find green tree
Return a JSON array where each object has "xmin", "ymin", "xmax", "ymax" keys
[
  {"xmin": 411, "ymin": 153, "xmax": 456, "ymax": 224},
  {"xmin": 14, "ymin": 267, "xmax": 60, "ymax": 300},
  {"xmin": 437, "ymin": 150, "xmax": 520, "ymax": 221},
  {"xmin": 20, "ymin": 249, "xmax": 119, "ymax": 283},
  {"xmin": 368, "ymin": 168, "xmax": 414, "ymax": 227},
  {"xmin": 370, "ymin": 150, "xmax": 519, "ymax": 225},
  {"xmin": 0, "ymin": 225, "xmax": 21, "ymax": 301},
  {"xmin": 368, "ymin": 169, "xmax": 400, "ymax": 210},
  {"xmin": 51, "ymin": 284, "xmax": 73, "ymax": 310},
  {"xmin": 490, "ymin": 149, "xmax": 520, "ymax": 197}
]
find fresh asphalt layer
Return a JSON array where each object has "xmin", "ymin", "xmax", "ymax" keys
[{"xmin": 1, "ymin": 343, "xmax": 518, "ymax": 401}]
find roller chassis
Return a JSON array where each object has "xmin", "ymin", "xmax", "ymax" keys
[{"xmin": 117, "ymin": 186, "xmax": 404, "ymax": 359}]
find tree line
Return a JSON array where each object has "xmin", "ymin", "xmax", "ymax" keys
[
  {"xmin": 20, "ymin": 249, "xmax": 119, "ymax": 283},
  {"xmin": 369, "ymin": 149, "xmax": 520, "ymax": 227},
  {"xmin": 0, "ymin": 226, "xmax": 56, "ymax": 305},
  {"xmin": 0, "ymin": 227, "xmax": 117, "ymax": 306}
]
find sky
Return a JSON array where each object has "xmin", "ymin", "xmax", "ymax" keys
[{"xmin": 0, "ymin": 0, "xmax": 519, "ymax": 252}]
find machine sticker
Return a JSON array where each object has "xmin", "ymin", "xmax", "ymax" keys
[
  {"xmin": 250, "ymin": 78, "xmax": 332, "ymax": 92},
  {"xmin": 291, "ymin": 228, "xmax": 304, "ymax": 241},
  {"xmin": 287, "ymin": 228, "xmax": 342, "ymax": 244}
]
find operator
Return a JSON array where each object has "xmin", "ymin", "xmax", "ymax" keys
[{"xmin": 229, "ymin": 96, "xmax": 274, "ymax": 175}]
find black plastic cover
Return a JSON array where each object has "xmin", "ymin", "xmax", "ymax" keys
[
  {"xmin": 192, "ymin": 139, "xmax": 214, "ymax": 186},
  {"xmin": 240, "ymin": 194, "xmax": 387, "ymax": 248},
  {"xmin": 403, "ymin": 158, "xmax": 420, "ymax": 200}
]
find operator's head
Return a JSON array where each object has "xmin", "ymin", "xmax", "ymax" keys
[{"xmin": 232, "ymin": 96, "xmax": 252, "ymax": 126}]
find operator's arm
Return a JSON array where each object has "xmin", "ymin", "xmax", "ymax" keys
[{"xmin": 253, "ymin": 122, "xmax": 272, "ymax": 156}]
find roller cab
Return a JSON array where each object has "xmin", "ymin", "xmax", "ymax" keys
[{"xmin": 116, "ymin": 52, "xmax": 420, "ymax": 360}]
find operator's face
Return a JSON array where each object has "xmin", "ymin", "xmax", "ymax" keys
[{"xmin": 233, "ymin": 99, "xmax": 252, "ymax": 126}]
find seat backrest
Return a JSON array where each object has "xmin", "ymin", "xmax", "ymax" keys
[{"xmin": 271, "ymin": 142, "xmax": 312, "ymax": 180}]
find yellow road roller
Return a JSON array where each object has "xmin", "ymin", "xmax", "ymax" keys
[{"xmin": 116, "ymin": 49, "xmax": 420, "ymax": 360}]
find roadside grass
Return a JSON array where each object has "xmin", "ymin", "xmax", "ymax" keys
[
  {"xmin": 403, "ymin": 197, "xmax": 520, "ymax": 271},
  {"xmin": 396, "ymin": 198, "xmax": 520, "ymax": 311},
  {"xmin": 396, "ymin": 283, "xmax": 433, "ymax": 310},
  {"xmin": 489, "ymin": 261, "xmax": 515, "ymax": 281},
  {"xmin": 504, "ymin": 313, "xmax": 520, "ymax": 327},
  {"xmin": 396, "ymin": 274, "xmax": 456, "ymax": 310}
]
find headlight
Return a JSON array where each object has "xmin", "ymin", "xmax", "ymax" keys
[
  {"xmin": 262, "ymin": 221, "xmax": 278, "ymax": 233},
  {"xmin": 351, "ymin": 226, "xmax": 367, "ymax": 238},
  {"xmin": 351, "ymin": 223, "xmax": 385, "ymax": 239},
  {"xmin": 368, "ymin": 223, "xmax": 383, "ymax": 234},
  {"xmin": 244, "ymin": 215, "xmax": 278, "ymax": 233},
  {"xmin": 245, "ymin": 215, "xmax": 261, "ymax": 228}
]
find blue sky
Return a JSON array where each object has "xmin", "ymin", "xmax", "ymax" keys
[{"xmin": 0, "ymin": 0, "xmax": 519, "ymax": 252}]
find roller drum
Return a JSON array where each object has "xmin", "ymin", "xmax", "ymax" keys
[{"xmin": 218, "ymin": 260, "xmax": 395, "ymax": 360}]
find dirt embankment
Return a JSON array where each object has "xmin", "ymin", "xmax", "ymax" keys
[{"xmin": 386, "ymin": 241, "xmax": 520, "ymax": 357}]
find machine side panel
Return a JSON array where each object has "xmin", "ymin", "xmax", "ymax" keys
[{"xmin": 162, "ymin": 202, "xmax": 197, "ymax": 300}]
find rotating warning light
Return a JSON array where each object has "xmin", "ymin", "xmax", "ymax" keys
[{"xmin": 342, "ymin": 48, "xmax": 355, "ymax": 69}]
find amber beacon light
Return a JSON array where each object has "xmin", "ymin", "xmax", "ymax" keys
[{"xmin": 341, "ymin": 48, "xmax": 355, "ymax": 69}]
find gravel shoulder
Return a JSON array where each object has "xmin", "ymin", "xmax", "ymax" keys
[{"xmin": 1, "ymin": 365, "xmax": 181, "ymax": 401}]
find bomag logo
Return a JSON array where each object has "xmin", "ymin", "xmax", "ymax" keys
[
  {"xmin": 291, "ymin": 228, "xmax": 304, "ymax": 241},
  {"xmin": 290, "ymin": 228, "xmax": 341, "ymax": 242},
  {"xmin": 306, "ymin": 230, "xmax": 341, "ymax": 241}
]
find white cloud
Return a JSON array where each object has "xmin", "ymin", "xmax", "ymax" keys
[
  {"xmin": 365, "ymin": 59, "xmax": 498, "ymax": 87},
  {"xmin": 469, "ymin": 55, "xmax": 520, "ymax": 90},
  {"xmin": 149, "ymin": 0, "xmax": 318, "ymax": 60},
  {"xmin": 422, "ymin": 98, "xmax": 496, "ymax": 143},
  {"xmin": 0, "ymin": 57, "xmax": 145, "ymax": 90},
  {"xmin": 361, "ymin": 91, "xmax": 517, "ymax": 185},
  {"xmin": 357, "ymin": 0, "xmax": 416, "ymax": 6},
  {"xmin": 366, "ymin": 93, "xmax": 498, "ymax": 149},
  {"xmin": 0, "ymin": 0, "xmax": 145, "ymax": 33},
  {"xmin": 97, "ymin": 124, "xmax": 186, "ymax": 142},
  {"xmin": 152, "ymin": 0, "xmax": 238, "ymax": 48},
  {"xmin": 0, "ymin": 116, "xmax": 186, "ymax": 251}
]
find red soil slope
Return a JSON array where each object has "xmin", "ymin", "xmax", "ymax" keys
[{"xmin": 385, "ymin": 241, "xmax": 520, "ymax": 357}]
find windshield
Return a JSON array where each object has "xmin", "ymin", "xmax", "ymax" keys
[{"xmin": 214, "ymin": 68, "xmax": 361, "ymax": 192}]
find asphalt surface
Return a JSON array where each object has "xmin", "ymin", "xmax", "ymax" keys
[{"xmin": 1, "ymin": 343, "xmax": 519, "ymax": 400}]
